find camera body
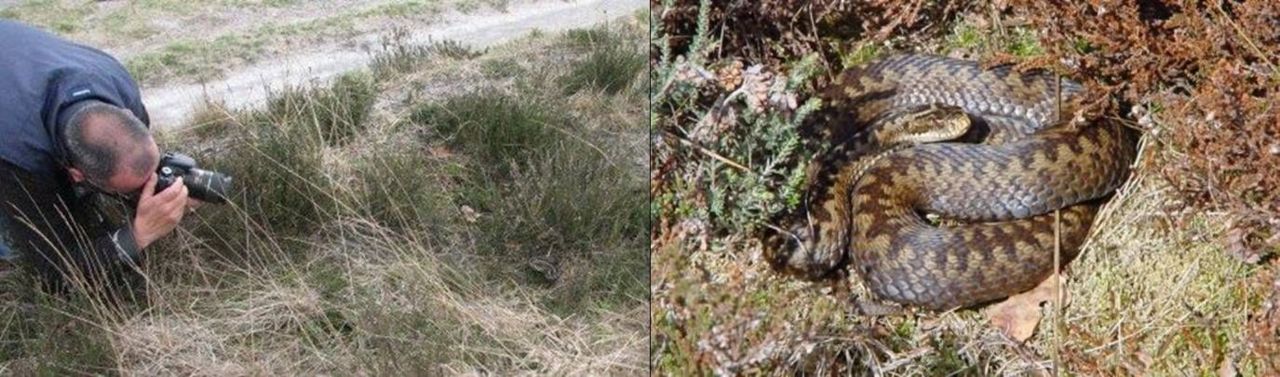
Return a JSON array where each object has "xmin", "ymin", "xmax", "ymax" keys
[{"xmin": 155, "ymin": 152, "xmax": 232, "ymax": 204}]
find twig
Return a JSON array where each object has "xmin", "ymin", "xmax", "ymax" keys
[
  {"xmin": 536, "ymin": 120, "xmax": 617, "ymax": 168},
  {"xmin": 990, "ymin": 1, "xmax": 1007, "ymax": 41},
  {"xmin": 1214, "ymin": 4, "xmax": 1280, "ymax": 82},
  {"xmin": 662, "ymin": 130, "xmax": 750, "ymax": 172},
  {"xmin": 1051, "ymin": 71, "xmax": 1065, "ymax": 377},
  {"xmin": 1105, "ymin": 115, "xmax": 1149, "ymax": 133},
  {"xmin": 1052, "ymin": 208, "xmax": 1063, "ymax": 377}
]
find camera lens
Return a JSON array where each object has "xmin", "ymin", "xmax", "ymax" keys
[{"xmin": 185, "ymin": 169, "xmax": 232, "ymax": 204}]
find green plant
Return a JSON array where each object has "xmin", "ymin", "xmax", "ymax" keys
[
  {"xmin": 410, "ymin": 92, "xmax": 561, "ymax": 165},
  {"xmin": 559, "ymin": 26, "xmax": 645, "ymax": 94},
  {"xmin": 178, "ymin": 75, "xmax": 378, "ymax": 246},
  {"xmin": 479, "ymin": 58, "xmax": 524, "ymax": 79},
  {"xmin": 655, "ymin": 27, "xmax": 821, "ymax": 233},
  {"xmin": 350, "ymin": 149, "xmax": 457, "ymax": 233},
  {"xmin": 1006, "ymin": 27, "xmax": 1044, "ymax": 57},
  {"xmin": 261, "ymin": 73, "xmax": 377, "ymax": 147}
]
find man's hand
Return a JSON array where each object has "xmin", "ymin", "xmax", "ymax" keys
[{"xmin": 132, "ymin": 172, "xmax": 189, "ymax": 249}]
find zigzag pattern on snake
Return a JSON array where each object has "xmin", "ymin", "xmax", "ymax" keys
[{"xmin": 760, "ymin": 54, "xmax": 1138, "ymax": 310}]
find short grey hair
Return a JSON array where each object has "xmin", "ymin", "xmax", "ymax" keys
[{"xmin": 63, "ymin": 101, "xmax": 152, "ymax": 184}]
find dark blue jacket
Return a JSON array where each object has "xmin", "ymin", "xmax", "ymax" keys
[
  {"xmin": 0, "ymin": 19, "xmax": 150, "ymax": 177},
  {"xmin": 0, "ymin": 20, "xmax": 150, "ymax": 290}
]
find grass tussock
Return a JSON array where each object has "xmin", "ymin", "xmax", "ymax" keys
[
  {"xmin": 411, "ymin": 92, "xmax": 563, "ymax": 165},
  {"xmin": 349, "ymin": 149, "xmax": 456, "ymax": 233},
  {"xmin": 652, "ymin": 0, "xmax": 1272, "ymax": 375},
  {"xmin": 462, "ymin": 140, "xmax": 648, "ymax": 313},
  {"xmin": 412, "ymin": 81, "xmax": 648, "ymax": 312},
  {"xmin": 559, "ymin": 24, "xmax": 647, "ymax": 95},
  {"xmin": 261, "ymin": 72, "xmax": 378, "ymax": 147},
  {"xmin": 168, "ymin": 72, "xmax": 376, "ymax": 247},
  {"xmin": 371, "ymin": 29, "xmax": 486, "ymax": 79},
  {"xmin": 0, "ymin": 13, "xmax": 648, "ymax": 375}
]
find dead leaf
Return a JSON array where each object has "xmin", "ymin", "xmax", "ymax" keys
[
  {"xmin": 1224, "ymin": 221, "xmax": 1262, "ymax": 264},
  {"xmin": 1136, "ymin": 351, "xmax": 1154, "ymax": 368},
  {"xmin": 985, "ymin": 273, "xmax": 1065, "ymax": 342},
  {"xmin": 428, "ymin": 146, "xmax": 454, "ymax": 158},
  {"xmin": 460, "ymin": 205, "xmax": 479, "ymax": 223},
  {"xmin": 1218, "ymin": 359, "xmax": 1238, "ymax": 377}
]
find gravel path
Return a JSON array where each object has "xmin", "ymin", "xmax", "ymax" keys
[{"xmin": 142, "ymin": 0, "xmax": 645, "ymax": 128}]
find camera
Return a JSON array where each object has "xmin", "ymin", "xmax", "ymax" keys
[{"xmin": 155, "ymin": 152, "xmax": 232, "ymax": 204}]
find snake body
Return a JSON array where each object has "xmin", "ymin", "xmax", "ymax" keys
[{"xmin": 761, "ymin": 54, "xmax": 1138, "ymax": 310}]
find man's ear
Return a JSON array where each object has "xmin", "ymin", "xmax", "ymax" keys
[{"xmin": 67, "ymin": 167, "xmax": 85, "ymax": 183}]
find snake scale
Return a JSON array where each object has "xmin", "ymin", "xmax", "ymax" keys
[{"xmin": 760, "ymin": 54, "xmax": 1139, "ymax": 310}]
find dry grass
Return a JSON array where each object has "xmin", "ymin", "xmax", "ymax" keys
[
  {"xmin": 105, "ymin": 220, "xmax": 646, "ymax": 376},
  {"xmin": 0, "ymin": 13, "xmax": 648, "ymax": 375},
  {"xmin": 1051, "ymin": 151, "xmax": 1260, "ymax": 374}
]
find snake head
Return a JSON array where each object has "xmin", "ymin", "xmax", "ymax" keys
[
  {"xmin": 759, "ymin": 211, "xmax": 849, "ymax": 281},
  {"xmin": 874, "ymin": 104, "xmax": 972, "ymax": 146}
]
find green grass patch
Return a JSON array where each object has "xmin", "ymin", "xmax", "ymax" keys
[
  {"xmin": 126, "ymin": 36, "xmax": 266, "ymax": 85},
  {"xmin": 0, "ymin": 276, "xmax": 127, "ymax": 374},
  {"xmin": 944, "ymin": 22, "xmax": 985, "ymax": 52},
  {"xmin": 939, "ymin": 21, "xmax": 1045, "ymax": 58},
  {"xmin": 222, "ymin": 0, "xmax": 304, "ymax": 7},
  {"xmin": 364, "ymin": 0, "xmax": 443, "ymax": 18},
  {"xmin": 833, "ymin": 41, "xmax": 883, "ymax": 69},
  {"xmin": 565, "ymin": 28, "xmax": 618, "ymax": 49},
  {"xmin": 0, "ymin": 0, "xmax": 92, "ymax": 34},
  {"xmin": 413, "ymin": 83, "xmax": 646, "ymax": 312},
  {"xmin": 479, "ymin": 57, "xmax": 525, "ymax": 79},
  {"xmin": 261, "ymin": 73, "xmax": 377, "ymax": 147},
  {"xmin": 460, "ymin": 139, "xmax": 646, "ymax": 310},
  {"xmin": 177, "ymin": 74, "xmax": 375, "ymax": 247},
  {"xmin": 1005, "ymin": 27, "xmax": 1044, "ymax": 57},
  {"xmin": 189, "ymin": 121, "xmax": 333, "ymax": 245},
  {"xmin": 454, "ymin": 0, "xmax": 509, "ymax": 14},
  {"xmin": 410, "ymin": 92, "xmax": 562, "ymax": 165},
  {"xmin": 558, "ymin": 26, "xmax": 645, "ymax": 95},
  {"xmin": 350, "ymin": 149, "xmax": 458, "ymax": 233}
]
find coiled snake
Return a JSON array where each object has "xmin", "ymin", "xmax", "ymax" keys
[{"xmin": 760, "ymin": 54, "xmax": 1138, "ymax": 310}]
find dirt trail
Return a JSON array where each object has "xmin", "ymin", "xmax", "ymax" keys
[
  {"xmin": 73, "ymin": 0, "xmax": 410, "ymax": 61},
  {"xmin": 143, "ymin": 0, "xmax": 644, "ymax": 129}
]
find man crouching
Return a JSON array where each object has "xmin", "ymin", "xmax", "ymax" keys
[{"xmin": 0, "ymin": 20, "xmax": 198, "ymax": 293}]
